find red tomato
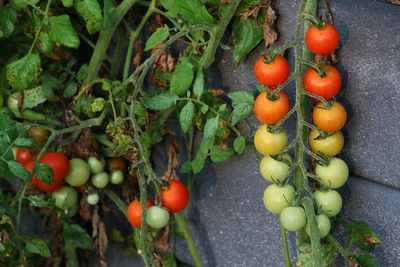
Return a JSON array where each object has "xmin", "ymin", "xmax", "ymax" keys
[
  {"xmin": 254, "ymin": 90, "xmax": 290, "ymax": 125},
  {"xmin": 24, "ymin": 160, "xmax": 38, "ymax": 189},
  {"xmin": 305, "ymin": 23, "xmax": 339, "ymax": 55},
  {"xmin": 161, "ymin": 180, "xmax": 189, "ymax": 213},
  {"xmin": 127, "ymin": 200, "xmax": 154, "ymax": 228},
  {"xmin": 303, "ymin": 65, "xmax": 342, "ymax": 100},
  {"xmin": 16, "ymin": 148, "xmax": 32, "ymax": 165},
  {"xmin": 254, "ymin": 54, "xmax": 290, "ymax": 87}
]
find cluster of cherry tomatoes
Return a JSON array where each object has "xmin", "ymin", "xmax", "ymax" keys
[
  {"xmin": 253, "ymin": 22, "xmax": 348, "ymax": 236},
  {"xmin": 126, "ymin": 180, "xmax": 189, "ymax": 229}
]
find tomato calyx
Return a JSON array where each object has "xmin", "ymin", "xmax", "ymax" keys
[
  {"xmin": 301, "ymin": 61, "xmax": 328, "ymax": 77},
  {"xmin": 302, "ymin": 12, "xmax": 324, "ymax": 29},
  {"xmin": 266, "ymin": 125, "xmax": 285, "ymax": 134},
  {"xmin": 261, "ymin": 53, "xmax": 278, "ymax": 64}
]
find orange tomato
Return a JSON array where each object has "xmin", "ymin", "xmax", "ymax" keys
[
  {"xmin": 303, "ymin": 65, "xmax": 342, "ymax": 100},
  {"xmin": 254, "ymin": 90, "xmax": 290, "ymax": 125},
  {"xmin": 127, "ymin": 199, "xmax": 154, "ymax": 228},
  {"xmin": 313, "ymin": 101, "xmax": 347, "ymax": 132}
]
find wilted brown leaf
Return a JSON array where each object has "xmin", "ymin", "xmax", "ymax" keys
[
  {"xmin": 92, "ymin": 208, "xmax": 108, "ymax": 267},
  {"xmin": 262, "ymin": 4, "xmax": 278, "ymax": 47},
  {"xmin": 151, "ymin": 43, "xmax": 176, "ymax": 88},
  {"xmin": 80, "ymin": 192, "xmax": 92, "ymax": 221},
  {"xmin": 387, "ymin": 0, "xmax": 400, "ymax": 4},
  {"xmin": 133, "ymin": 38, "xmax": 143, "ymax": 68},
  {"xmin": 153, "ymin": 226, "xmax": 170, "ymax": 252},
  {"xmin": 160, "ymin": 139, "xmax": 180, "ymax": 181},
  {"xmin": 208, "ymin": 88, "xmax": 225, "ymax": 96},
  {"xmin": 73, "ymin": 128, "xmax": 98, "ymax": 158}
]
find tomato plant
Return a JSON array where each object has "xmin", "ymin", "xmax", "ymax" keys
[
  {"xmin": 52, "ymin": 186, "xmax": 79, "ymax": 209},
  {"xmin": 303, "ymin": 65, "xmax": 342, "ymax": 100},
  {"xmin": 309, "ymin": 129, "xmax": 344, "ymax": 156},
  {"xmin": 28, "ymin": 127, "xmax": 51, "ymax": 144},
  {"xmin": 254, "ymin": 55, "xmax": 290, "ymax": 87},
  {"xmin": 65, "ymin": 158, "xmax": 91, "ymax": 187},
  {"xmin": 260, "ymin": 153, "xmax": 292, "ymax": 184},
  {"xmin": 161, "ymin": 180, "xmax": 190, "ymax": 213},
  {"xmin": 91, "ymin": 172, "xmax": 110, "ymax": 189},
  {"xmin": 88, "ymin": 156, "xmax": 105, "ymax": 174},
  {"xmin": 305, "ymin": 23, "xmax": 339, "ymax": 55},
  {"xmin": 314, "ymin": 189, "xmax": 343, "ymax": 217},
  {"xmin": 280, "ymin": 206, "xmax": 307, "ymax": 231},
  {"xmin": 254, "ymin": 90, "xmax": 290, "ymax": 125},
  {"xmin": 316, "ymin": 157, "xmax": 349, "ymax": 189},
  {"xmin": 16, "ymin": 148, "xmax": 32, "ymax": 165},
  {"xmin": 263, "ymin": 184, "xmax": 295, "ymax": 215},
  {"xmin": 254, "ymin": 126, "xmax": 288, "ymax": 156},
  {"xmin": 110, "ymin": 170, "xmax": 124, "ymax": 184},
  {"xmin": 146, "ymin": 206, "xmax": 170, "ymax": 229},
  {"xmin": 313, "ymin": 101, "xmax": 347, "ymax": 132},
  {"xmin": 127, "ymin": 200, "xmax": 154, "ymax": 228}
]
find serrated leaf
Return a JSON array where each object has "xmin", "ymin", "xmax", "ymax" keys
[
  {"xmin": 26, "ymin": 195, "xmax": 51, "ymax": 208},
  {"xmin": 233, "ymin": 136, "xmax": 246, "ymax": 154},
  {"xmin": 192, "ymin": 153, "xmax": 207, "ymax": 174},
  {"xmin": 145, "ymin": 25, "xmax": 169, "ymax": 51},
  {"xmin": 35, "ymin": 163, "xmax": 53, "ymax": 184},
  {"xmin": 203, "ymin": 116, "xmax": 219, "ymax": 144},
  {"xmin": 63, "ymin": 82, "xmax": 78, "ymax": 98},
  {"xmin": 232, "ymin": 16, "xmax": 263, "ymax": 63},
  {"xmin": 21, "ymin": 236, "xmax": 50, "ymax": 257},
  {"xmin": 7, "ymin": 54, "xmax": 41, "ymax": 91},
  {"xmin": 0, "ymin": 6, "xmax": 17, "ymax": 39},
  {"xmin": 193, "ymin": 68, "xmax": 205, "ymax": 98},
  {"xmin": 179, "ymin": 101, "xmax": 194, "ymax": 133},
  {"xmin": 49, "ymin": 15, "xmax": 80, "ymax": 48},
  {"xmin": 144, "ymin": 93, "xmax": 178, "ymax": 110},
  {"xmin": 180, "ymin": 161, "xmax": 192, "ymax": 174},
  {"xmin": 63, "ymin": 224, "xmax": 94, "ymax": 250},
  {"xmin": 23, "ymin": 86, "xmax": 47, "ymax": 109},
  {"xmin": 228, "ymin": 91, "xmax": 254, "ymax": 105},
  {"xmin": 75, "ymin": 0, "xmax": 103, "ymax": 34},
  {"xmin": 12, "ymin": 0, "xmax": 40, "ymax": 9},
  {"xmin": 170, "ymin": 57, "xmax": 194, "ymax": 96},
  {"xmin": 7, "ymin": 160, "xmax": 31, "ymax": 182},
  {"xmin": 210, "ymin": 146, "xmax": 234, "ymax": 163},
  {"xmin": 231, "ymin": 103, "xmax": 253, "ymax": 125},
  {"xmin": 346, "ymin": 221, "xmax": 381, "ymax": 251}
]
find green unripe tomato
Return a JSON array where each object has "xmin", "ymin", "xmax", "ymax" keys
[
  {"xmin": 314, "ymin": 190, "xmax": 342, "ymax": 217},
  {"xmin": 263, "ymin": 184, "xmax": 295, "ymax": 215},
  {"xmin": 52, "ymin": 186, "xmax": 78, "ymax": 209},
  {"xmin": 7, "ymin": 92, "xmax": 22, "ymax": 117},
  {"xmin": 110, "ymin": 170, "xmax": 124, "ymax": 184},
  {"xmin": 91, "ymin": 172, "xmax": 109, "ymax": 188},
  {"xmin": 316, "ymin": 157, "xmax": 349, "ymax": 189},
  {"xmin": 65, "ymin": 158, "xmax": 91, "ymax": 186},
  {"xmin": 146, "ymin": 206, "xmax": 170, "ymax": 229},
  {"xmin": 87, "ymin": 193, "xmax": 100, "ymax": 205},
  {"xmin": 260, "ymin": 153, "xmax": 292, "ymax": 184},
  {"xmin": 306, "ymin": 214, "xmax": 331, "ymax": 239},
  {"xmin": 280, "ymin": 206, "xmax": 307, "ymax": 231},
  {"xmin": 88, "ymin": 156, "xmax": 105, "ymax": 174}
]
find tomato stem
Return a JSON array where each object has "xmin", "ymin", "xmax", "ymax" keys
[{"xmin": 280, "ymin": 223, "xmax": 292, "ymax": 267}]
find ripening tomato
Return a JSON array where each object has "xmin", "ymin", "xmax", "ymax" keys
[
  {"xmin": 37, "ymin": 152, "xmax": 70, "ymax": 192},
  {"xmin": 303, "ymin": 65, "xmax": 341, "ymax": 100},
  {"xmin": 254, "ymin": 125, "xmax": 288, "ymax": 156},
  {"xmin": 313, "ymin": 101, "xmax": 347, "ymax": 132},
  {"xmin": 254, "ymin": 54, "xmax": 290, "ymax": 87},
  {"xmin": 314, "ymin": 189, "xmax": 342, "ymax": 217},
  {"xmin": 254, "ymin": 90, "xmax": 290, "ymax": 125},
  {"xmin": 161, "ymin": 180, "xmax": 189, "ymax": 213},
  {"xmin": 309, "ymin": 129, "xmax": 344, "ymax": 157},
  {"xmin": 259, "ymin": 153, "xmax": 292, "ymax": 184},
  {"xmin": 263, "ymin": 184, "xmax": 295, "ymax": 215},
  {"xmin": 127, "ymin": 199, "xmax": 154, "ymax": 228},
  {"xmin": 24, "ymin": 160, "xmax": 38, "ymax": 188},
  {"xmin": 28, "ymin": 127, "xmax": 50, "ymax": 144},
  {"xmin": 305, "ymin": 23, "xmax": 339, "ymax": 55},
  {"xmin": 316, "ymin": 157, "xmax": 349, "ymax": 189},
  {"xmin": 16, "ymin": 148, "xmax": 32, "ymax": 165}
]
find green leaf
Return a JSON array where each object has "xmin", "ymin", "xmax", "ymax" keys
[
  {"xmin": 14, "ymin": 137, "xmax": 33, "ymax": 147},
  {"xmin": 63, "ymin": 82, "xmax": 78, "ymax": 98},
  {"xmin": 233, "ymin": 136, "xmax": 246, "ymax": 154},
  {"xmin": 232, "ymin": 16, "xmax": 263, "ymax": 63},
  {"xmin": 75, "ymin": 0, "xmax": 103, "ymax": 34},
  {"xmin": 12, "ymin": 0, "xmax": 40, "ymax": 9},
  {"xmin": 192, "ymin": 153, "xmax": 207, "ymax": 174},
  {"xmin": 23, "ymin": 86, "xmax": 47, "ymax": 109},
  {"xmin": 161, "ymin": 0, "xmax": 215, "ymax": 25},
  {"xmin": 7, "ymin": 160, "xmax": 31, "ymax": 182},
  {"xmin": 63, "ymin": 224, "xmax": 94, "ymax": 250},
  {"xmin": 193, "ymin": 68, "xmax": 205, "ymax": 98},
  {"xmin": 62, "ymin": 0, "xmax": 74, "ymax": 7},
  {"xmin": 228, "ymin": 91, "xmax": 254, "ymax": 125},
  {"xmin": 203, "ymin": 116, "xmax": 219, "ymax": 144},
  {"xmin": 77, "ymin": 64, "xmax": 88, "ymax": 81},
  {"xmin": 236, "ymin": 0, "xmax": 261, "ymax": 14},
  {"xmin": 180, "ymin": 161, "xmax": 192, "ymax": 174},
  {"xmin": 7, "ymin": 54, "xmax": 41, "ymax": 91},
  {"xmin": 0, "ymin": 6, "xmax": 17, "ymax": 39},
  {"xmin": 170, "ymin": 57, "xmax": 194, "ymax": 96},
  {"xmin": 26, "ymin": 195, "xmax": 51, "ymax": 208},
  {"xmin": 346, "ymin": 221, "xmax": 381, "ymax": 251},
  {"xmin": 35, "ymin": 163, "xmax": 53, "ymax": 184},
  {"xmin": 228, "ymin": 91, "xmax": 254, "ymax": 105},
  {"xmin": 354, "ymin": 254, "xmax": 379, "ymax": 267},
  {"xmin": 179, "ymin": 101, "xmax": 194, "ymax": 133},
  {"xmin": 144, "ymin": 93, "xmax": 178, "ymax": 110},
  {"xmin": 200, "ymin": 105, "xmax": 209, "ymax": 114},
  {"xmin": 21, "ymin": 236, "xmax": 50, "ymax": 257},
  {"xmin": 49, "ymin": 15, "xmax": 80, "ymax": 48},
  {"xmin": 296, "ymin": 243, "xmax": 336, "ymax": 267},
  {"xmin": 210, "ymin": 146, "xmax": 234, "ymax": 163},
  {"xmin": 38, "ymin": 32, "xmax": 55, "ymax": 53},
  {"xmin": 145, "ymin": 25, "xmax": 169, "ymax": 51}
]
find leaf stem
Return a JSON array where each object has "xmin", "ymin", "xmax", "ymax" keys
[{"xmin": 280, "ymin": 223, "xmax": 291, "ymax": 267}]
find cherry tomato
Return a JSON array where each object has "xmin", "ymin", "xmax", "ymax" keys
[
  {"xmin": 254, "ymin": 125, "xmax": 288, "ymax": 156},
  {"xmin": 16, "ymin": 148, "xmax": 32, "ymax": 165},
  {"xmin": 313, "ymin": 101, "xmax": 347, "ymax": 133},
  {"xmin": 280, "ymin": 206, "xmax": 307, "ymax": 231},
  {"xmin": 316, "ymin": 157, "xmax": 349, "ymax": 189},
  {"xmin": 303, "ymin": 65, "xmax": 341, "ymax": 100},
  {"xmin": 161, "ymin": 180, "xmax": 189, "ymax": 213},
  {"xmin": 91, "ymin": 172, "xmax": 109, "ymax": 189},
  {"xmin": 24, "ymin": 160, "xmax": 38, "ymax": 188},
  {"xmin": 254, "ymin": 90, "xmax": 290, "ymax": 125},
  {"xmin": 87, "ymin": 156, "xmax": 105, "ymax": 174},
  {"xmin": 306, "ymin": 214, "xmax": 331, "ymax": 239},
  {"xmin": 305, "ymin": 23, "xmax": 339, "ymax": 55},
  {"xmin": 146, "ymin": 206, "xmax": 170, "ymax": 229},
  {"xmin": 87, "ymin": 193, "xmax": 100, "ymax": 205},
  {"xmin": 65, "ymin": 158, "xmax": 91, "ymax": 187},
  {"xmin": 107, "ymin": 157, "xmax": 127, "ymax": 173},
  {"xmin": 260, "ymin": 153, "xmax": 292, "ymax": 184},
  {"xmin": 263, "ymin": 184, "xmax": 295, "ymax": 215},
  {"xmin": 314, "ymin": 189, "xmax": 342, "ymax": 217},
  {"xmin": 52, "ymin": 186, "xmax": 78, "ymax": 209},
  {"xmin": 28, "ymin": 127, "xmax": 50, "ymax": 144},
  {"xmin": 309, "ymin": 129, "xmax": 344, "ymax": 157},
  {"xmin": 127, "ymin": 199, "xmax": 154, "ymax": 228},
  {"xmin": 36, "ymin": 152, "xmax": 70, "ymax": 192},
  {"xmin": 110, "ymin": 170, "xmax": 124, "ymax": 184},
  {"xmin": 254, "ymin": 54, "xmax": 290, "ymax": 87}
]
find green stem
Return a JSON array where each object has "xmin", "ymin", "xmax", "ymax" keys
[
  {"xmin": 302, "ymin": 197, "xmax": 322, "ymax": 266},
  {"xmin": 280, "ymin": 223, "xmax": 291, "ymax": 267},
  {"xmin": 103, "ymin": 188, "xmax": 127, "ymax": 216},
  {"xmin": 326, "ymin": 234, "xmax": 350, "ymax": 259},
  {"xmin": 175, "ymin": 214, "xmax": 203, "ymax": 267},
  {"xmin": 65, "ymin": 244, "xmax": 80, "ymax": 267},
  {"xmin": 111, "ymin": 27, "xmax": 127, "ymax": 79},
  {"xmin": 27, "ymin": 0, "xmax": 52, "ymax": 55}
]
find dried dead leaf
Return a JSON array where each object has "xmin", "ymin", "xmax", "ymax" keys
[
  {"xmin": 208, "ymin": 88, "xmax": 225, "ymax": 96},
  {"xmin": 92, "ymin": 208, "xmax": 108, "ymax": 267},
  {"xmin": 133, "ymin": 38, "xmax": 143, "ymax": 68},
  {"xmin": 153, "ymin": 226, "xmax": 170, "ymax": 253},
  {"xmin": 151, "ymin": 43, "xmax": 176, "ymax": 88},
  {"xmin": 79, "ymin": 192, "xmax": 92, "ymax": 221},
  {"xmin": 73, "ymin": 128, "xmax": 98, "ymax": 158},
  {"xmin": 387, "ymin": 0, "xmax": 400, "ymax": 4},
  {"xmin": 262, "ymin": 4, "xmax": 278, "ymax": 47},
  {"xmin": 160, "ymin": 139, "xmax": 180, "ymax": 181}
]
